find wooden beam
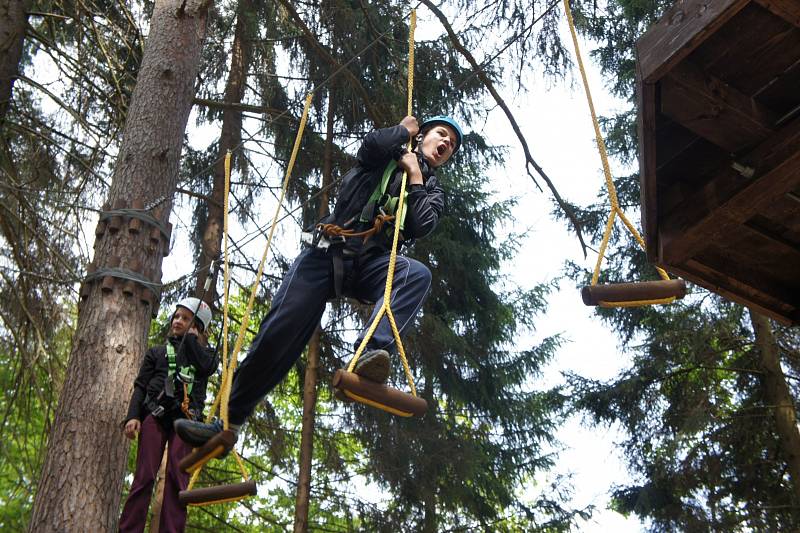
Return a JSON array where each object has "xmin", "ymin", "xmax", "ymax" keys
[
  {"xmin": 744, "ymin": 219, "xmax": 800, "ymax": 260},
  {"xmin": 655, "ymin": 121, "xmax": 701, "ymax": 172},
  {"xmin": 665, "ymin": 261, "xmax": 797, "ymax": 324},
  {"xmin": 693, "ymin": 245, "xmax": 800, "ymax": 306},
  {"xmin": 636, "ymin": 63, "xmax": 659, "ymax": 261},
  {"xmin": 636, "ymin": 0, "xmax": 750, "ymax": 83},
  {"xmin": 755, "ymin": 0, "xmax": 800, "ymax": 28},
  {"xmin": 660, "ymin": 61, "xmax": 777, "ymax": 153},
  {"xmin": 660, "ymin": 115, "xmax": 800, "ymax": 263}
]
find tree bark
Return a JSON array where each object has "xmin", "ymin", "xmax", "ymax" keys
[
  {"xmin": 0, "ymin": 0, "xmax": 30, "ymax": 124},
  {"xmin": 293, "ymin": 93, "xmax": 334, "ymax": 533},
  {"xmin": 293, "ymin": 327, "xmax": 321, "ymax": 533},
  {"xmin": 194, "ymin": 0, "xmax": 253, "ymax": 302},
  {"xmin": 28, "ymin": 1, "xmax": 210, "ymax": 530},
  {"xmin": 750, "ymin": 310, "xmax": 800, "ymax": 501}
]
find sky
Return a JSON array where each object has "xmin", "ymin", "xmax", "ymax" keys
[
  {"xmin": 405, "ymin": 7, "xmax": 647, "ymax": 528},
  {"xmin": 157, "ymin": 7, "xmax": 650, "ymax": 530},
  {"xmin": 480, "ymin": 57, "xmax": 645, "ymax": 531}
]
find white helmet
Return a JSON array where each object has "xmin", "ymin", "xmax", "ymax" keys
[{"xmin": 175, "ymin": 297, "xmax": 213, "ymax": 332}]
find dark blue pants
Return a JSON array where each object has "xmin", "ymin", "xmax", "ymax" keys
[{"xmin": 228, "ymin": 247, "xmax": 432, "ymax": 424}]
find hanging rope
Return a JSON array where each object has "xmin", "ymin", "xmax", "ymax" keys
[
  {"xmin": 186, "ymin": 93, "xmax": 312, "ymax": 491},
  {"xmin": 344, "ymin": 10, "xmax": 419, "ymax": 405},
  {"xmin": 563, "ymin": 0, "xmax": 675, "ymax": 308}
]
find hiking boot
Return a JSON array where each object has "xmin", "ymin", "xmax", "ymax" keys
[
  {"xmin": 174, "ymin": 418, "xmax": 227, "ymax": 448},
  {"xmin": 352, "ymin": 349, "xmax": 391, "ymax": 383}
]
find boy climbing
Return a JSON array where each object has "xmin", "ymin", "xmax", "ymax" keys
[
  {"xmin": 174, "ymin": 115, "xmax": 462, "ymax": 456},
  {"xmin": 119, "ymin": 298, "xmax": 217, "ymax": 533}
]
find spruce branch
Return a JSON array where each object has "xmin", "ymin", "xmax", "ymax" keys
[{"xmin": 420, "ymin": 0, "xmax": 588, "ymax": 257}]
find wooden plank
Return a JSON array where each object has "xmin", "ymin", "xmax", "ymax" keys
[
  {"xmin": 687, "ymin": 3, "xmax": 800, "ymax": 97},
  {"xmin": 665, "ymin": 261, "xmax": 797, "ymax": 324},
  {"xmin": 745, "ymin": 215, "xmax": 800, "ymax": 254},
  {"xmin": 755, "ymin": 0, "xmax": 800, "ymax": 27},
  {"xmin": 659, "ymin": 115, "xmax": 800, "ymax": 262},
  {"xmin": 654, "ymin": 118, "xmax": 701, "ymax": 171},
  {"xmin": 660, "ymin": 61, "xmax": 777, "ymax": 152},
  {"xmin": 695, "ymin": 244, "xmax": 800, "ymax": 306},
  {"xmin": 658, "ymin": 140, "xmax": 730, "ymax": 218},
  {"xmin": 637, "ymin": 63, "xmax": 659, "ymax": 262},
  {"xmin": 727, "ymin": 222, "xmax": 800, "ymax": 284},
  {"xmin": 756, "ymin": 60, "xmax": 800, "ymax": 116},
  {"xmin": 636, "ymin": 0, "xmax": 750, "ymax": 83}
]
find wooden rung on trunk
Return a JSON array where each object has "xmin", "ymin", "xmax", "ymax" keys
[
  {"xmin": 581, "ymin": 279, "xmax": 687, "ymax": 306},
  {"xmin": 332, "ymin": 370, "xmax": 427, "ymax": 417},
  {"xmin": 179, "ymin": 480, "xmax": 257, "ymax": 506},
  {"xmin": 178, "ymin": 430, "xmax": 237, "ymax": 474}
]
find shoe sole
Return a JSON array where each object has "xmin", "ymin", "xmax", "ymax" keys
[
  {"xmin": 178, "ymin": 430, "xmax": 237, "ymax": 474},
  {"xmin": 354, "ymin": 354, "xmax": 390, "ymax": 383}
]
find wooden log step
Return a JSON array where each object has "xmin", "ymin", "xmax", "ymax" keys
[
  {"xmin": 122, "ymin": 259, "xmax": 141, "ymax": 297},
  {"xmin": 178, "ymin": 430, "xmax": 237, "ymax": 474},
  {"xmin": 179, "ymin": 480, "xmax": 257, "ymax": 506},
  {"xmin": 100, "ymin": 257, "xmax": 121, "ymax": 293},
  {"xmin": 149, "ymin": 208, "xmax": 164, "ymax": 246},
  {"xmin": 581, "ymin": 279, "xmax": 687, "ymax": 306},
  {"xmin": 107, "ymin": 199, "xmax": 125, "ymax": 233},
  {"xmin": 332, "ymin": 370, "xmax": 427, "ymax": 417},
  {"xmin": 162, "ymin": 221, "xmax": 173, "ymax": 256},
  {"xmin": 128, "ymin": 199, "xmax": 144, "ymax": 234}
]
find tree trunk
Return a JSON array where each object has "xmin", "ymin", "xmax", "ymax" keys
[
  {"xmin": 293, "ymin": 93, "xmax": 335, "ymax": 533},
  {"xmin": 293, "ymin": 327, "xmax": 321, "ymax": 533},
  {"xmin": 421, "ymin": 370, "xmax": 437, "ymax": 533},
  {"xmin": 28, "ymin": 1, "xmax": 209, "ymax": 530},
  {"xmin": 750, "ymin": 310, "xmax": 800, "ymax": 501},
  {"xmin": 0, "ymin": 0, "xmax": 30, "ymax": 124},
  {"xmin": 194, "ymin": 0, "xmax": 252, "ymax": 301},
  {"xmin": 148, "ymin": 448, "xmax": 169, "ymax": 533}
]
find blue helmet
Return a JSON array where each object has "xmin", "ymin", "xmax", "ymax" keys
[{"xmin": 420, "ymin": 115, "xmax": 463, "ymax": 153}]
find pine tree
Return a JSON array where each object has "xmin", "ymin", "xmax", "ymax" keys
[
  {"xmin": 562, "ymin": 0, "xmax": 800, "ymax": 528},
  {"xmin": 29, "ymin": 0, "xmax": 211, "ymax": 528}
]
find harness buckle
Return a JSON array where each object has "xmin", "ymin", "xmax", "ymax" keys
[{"xmin": 177, "ymin": 368, "xmax": 195, "ymax": 384}]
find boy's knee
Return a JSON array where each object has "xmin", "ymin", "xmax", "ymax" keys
[{"xmin": 408, "ymin": 260, "xmax": 432, "ymax": 285}]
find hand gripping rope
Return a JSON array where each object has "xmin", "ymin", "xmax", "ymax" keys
[
  {"xmin": 562, "ymin": 0, "xmax": 686, "ymax": 308},
  {"xmin": 179, "ymin": 94, "xmax": 314, "ymax": 506},
  {"xmin": 332, "ymin": 9, "xmax": 428, "ymax": 418}
]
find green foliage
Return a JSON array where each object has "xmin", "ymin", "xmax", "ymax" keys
[
  {"xmin": 1, "ymin": 0, "xmax": 610, "ymax": 529},
  {"xmin": 561, "ymin": 1, "xmax": 800, "ymax": 529}
]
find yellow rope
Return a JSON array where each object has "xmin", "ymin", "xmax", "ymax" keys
[
  {"xmin": 187, "ymin": 94, "xmax": 312, "ymax": 493},
  {"xmin": 562, "ymin": 0, "xmax": 673, "ymax": 308},
  {"xmin": 187, "ymin": 91, "xmax": 311, "ymax": 488},
  {"xmin": 342, "ymin": 389, "xmax": 413, "ymax": 417},
  {"xmin": 187, "ymin": 149, "xmax": 236, "ymax": 493},
  {"xmin": 346, "ymin": 9, "xmax": 418, "ymax": 398},
  {"xmin": 221, "ymin": 91, "xmax": 314, "ymax": 427}
]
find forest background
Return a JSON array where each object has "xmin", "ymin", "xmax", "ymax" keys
[{"xmin": 1, "ymin": 0, "xmax": 799, "ymax": 531}]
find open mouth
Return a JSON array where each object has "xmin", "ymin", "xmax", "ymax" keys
[{"xmin": 436, "ymin": 144, "xmax": 446, "ymax": 156}]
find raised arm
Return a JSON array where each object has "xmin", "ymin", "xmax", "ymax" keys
[{"xmin": 356, "ymin": 116, "xmax": 418, "ymax": 169}]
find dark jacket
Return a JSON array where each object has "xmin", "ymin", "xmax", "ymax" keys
[
  {"xmin": 125, "ymin": 334, "xmax": 217, "ymax": 425},
  {"xmin": 323, "ymin": 124, "xmax": 446, "ymax": 253}
]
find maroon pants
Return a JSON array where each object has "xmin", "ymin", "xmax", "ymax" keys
[{"xmin": 119, "ymin": 415, "xmax": 192, "ymax": 533}]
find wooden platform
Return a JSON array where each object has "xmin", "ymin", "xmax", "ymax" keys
[{"xmin": 636, "ymin": 0, "xmax": 800, "ymax": 324}]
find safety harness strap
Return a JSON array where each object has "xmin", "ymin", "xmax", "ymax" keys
[
  {"xmin": 359, "ymin": 160, "xmax": 408, "ymax": 231},
  {"xmin": 332, "ymin": 245, "xmax": 345, "ymax": 298},
  {"xmin": 167, "ymin": 343, "xmax": 195, "ymax": 394}
]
